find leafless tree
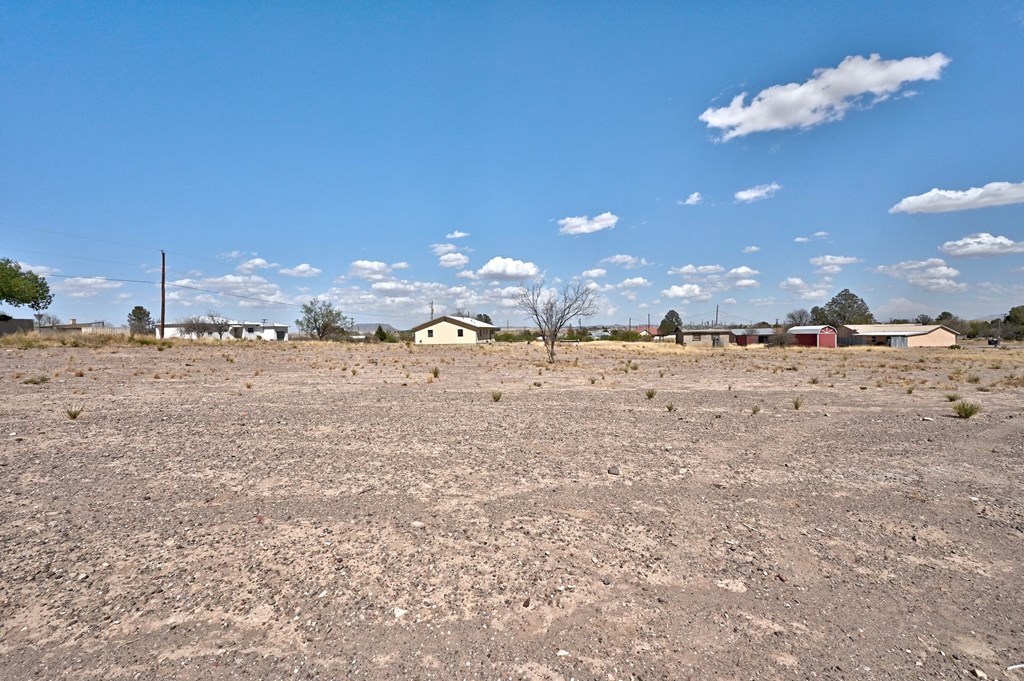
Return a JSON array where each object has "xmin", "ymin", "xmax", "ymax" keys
[
  {"xmin": 785, "ymin": 308, "xmax": 812, "ymax": 327},
  {"xmin": 180, "ymin": 315, "xmax": 214, "ymax": 339},
  {"xmin": 514, "ymin": 280, "xmax": 599, "ymax": 363},
  {"xmin": 206, "ymin": 311, "xmax": 232, "ymax": 339}
]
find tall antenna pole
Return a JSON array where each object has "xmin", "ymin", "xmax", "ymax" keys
[
  {"xmin": 430, "ymin": 301, "xmax": 434, "ymax": 319},
  {"xmin": 160, "ymin": 250, "xmax": 166, "ymax": 339},
  {"xmin": 715, "ymin": 305, "xmax": 719, "ymax": 326}
]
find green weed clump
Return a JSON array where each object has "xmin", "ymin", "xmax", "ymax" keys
[
  {"xmin": 23, "ymin": 375, "xmax": 49, "ymax": 385},
  {"xmin": 952, "ymin": 401, "xmax": 981, "ymax": 419},
  {"xmin": 491, "ymin": 390, "xmax": 502, "ymax": 402},
  {"xmin": 65, "ymin": 405, "xmax": 84, "ymax": 420},
  {"xmin": 645, "ymin": 388, "xmax": 656, "ymax": 400},
  {"xmin": 791, "ymin": 396, "xmax": 804, "ymax": 410}
]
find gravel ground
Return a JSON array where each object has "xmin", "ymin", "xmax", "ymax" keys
[{"xmin": 1, "ymin": 338, "xmax": 1022, "ymax": 680}]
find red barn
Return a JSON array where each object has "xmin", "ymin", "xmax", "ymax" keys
[{"xmin": 788, "ymin": 325, "xmax": 837, "ymax": 348}]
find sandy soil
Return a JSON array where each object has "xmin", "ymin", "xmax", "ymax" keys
[{"xmin": 1, "ymin": 338, "xmax": 1022, "ymax": 680}]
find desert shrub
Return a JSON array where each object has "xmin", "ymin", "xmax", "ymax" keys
[
  {"xmin": 945, "ymin": 393, "xmax": 960, "ymax": 401},
  {"xmin": 665, "ymin": 402, "xmax": 676, "ymax": 412},
  {"xmin": 491, "ymin": 390, "xmax": 502, "ymax": 402},
  {"xmin": 751, "ymin": 405, "xmax": 761, "ymax": 415},
  {"xmin": 645, "ymin": 388, "xmax": 656, "ymax": 400},
  {"xmin": 792, "ymin": 396, "xmax": 804, "ymax": 410},
  {"xmin": 952, "ymin": 401, "xmax": 981, "ymax": 419},
  {"xmin": 430, "ymin": 366, "xmax": 440, "ymax": 378},
  {"xmin": 23, "ymin": 375, "xmax": 49, "ymax": 385},
  {"xmin": 65, "ymin": 405, "xmax": 84, "ymax": 420}
]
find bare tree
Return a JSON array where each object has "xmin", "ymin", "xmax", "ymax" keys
[
  {"xmin": 180, "ymin": 315, "xmax": 213, "ymax": 339},
  {"xmin": 785, "ymin": 308, "xmax": 812, "ymax": 326},
  {"xmin": 206, "ymin": 311, "xmax": 232, "ymax": 339},
  {"xmin": 514, "ymin": 280, "xmax": 599, "ymax": 363}
]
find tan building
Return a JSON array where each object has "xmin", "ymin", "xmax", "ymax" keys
[
  {"xmin": 674, "ymin": 328, "xmax": 733, "ymax": 347},
  {"xmin": 411, "ymin": 316, "xmax": 499, "ymax": 345},
  {"xmin": 839, "ymin": 324, "xmax": 959, "ymax": 348}
]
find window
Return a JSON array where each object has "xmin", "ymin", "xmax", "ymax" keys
[
  {"xmin": 427, "ymin": 329, "xmax": 433, "ymax": 338},
  {"xmin": 457, "ymin": 329, "xmax": 464, "ymax": 337}
]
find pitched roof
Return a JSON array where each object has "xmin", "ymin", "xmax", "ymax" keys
[
  {"xmin": 788, "ymin": 325, "xmax": 837, "ymax": 334},
  {"xmin": 843, "ymin": 324, "xmax": 957, "ymax": 337},
  {"xmin": 410, "ymin": 315, "xmax": 500, "ymax": 332}
]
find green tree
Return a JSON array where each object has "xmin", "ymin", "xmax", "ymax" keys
[
  {"xmin": 475, "ymin": 313, "xmax": 493, "ymax": 325},
  {"xmin": 374, "ymin": 324, "xmax": 388, "ymax": 341},
  {"xmin": 0, "ymin": 258, "xmax": 53, "ymax": 312},
  {"xmin": 127, "ymin": 306, "xmax": 155, "ymax": 336},
  {"xmin": 811, "ymin": 289, "xmax": 874, "ymax": 326},
  {"xmin": 657, "ymin": 309, "xmax": 683, "ymax": 336},
  {"xmin": 1006, "ymin": 305, "xmax": 1024, "ymax": 326},
  {"xmin": 914, "ymin": 313, "xmax": 934, "ymax": 325},
  {"xmin": 296, "ymin": 298, "xmax": 351, "ymax": 340},
  {"xmin": 785, "ymin": 308, "xmax": 812, "ymax": 326}
]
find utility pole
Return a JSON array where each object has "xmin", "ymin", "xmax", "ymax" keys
[
  {"xmin": 647, "ymin": 313, "xmax": 650, "ymax": 331},
  {"xmin": 429, "ymin": 301, "xmax": 434, "ymax": 319},
  {"xmin": 160, "ymin": 250, "xmax": 166, "ymax": 339},
  {"xmin": 715, "ymin": 305, "xmax": 719, "ymax": 326}
]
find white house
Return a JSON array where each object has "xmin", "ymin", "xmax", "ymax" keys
[
  {"xmin": 411, "ymin": 316, "xmax": 499, "ymax": 345},
  {"xmin": 159, "ymin": 320, "xmax": 289, "ymax": 341}
]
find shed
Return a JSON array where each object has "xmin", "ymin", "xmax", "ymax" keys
[
  {"xmin": 839, "ymin": 324, "xmax": 958, "ymax": 348},
  {"xmin": 787, "ymin": 325, "xmax": 838, "ymax": 348},
  {"xmin": 411, "ymin": 316, "xmax": 499, "ymax": 345},
  {"xmin": 731, "ymin": 328, "xmax": 775, "ymax": 346},
  {"xmin": 674, "ymin": 328, "xmax": 733, "ymax": 347}
]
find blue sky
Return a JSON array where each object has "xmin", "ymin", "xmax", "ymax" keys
[{"xmin": 3, "ymin": 1, "xmax": 1023, "ymax": 329}]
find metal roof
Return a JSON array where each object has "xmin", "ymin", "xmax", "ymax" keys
[
  {"xmin": 788, "ymin": 325, "xmax": 836, "ymax": 334},
  {"xmin": 409, "ymin": 315, "xmax": 500, "ymax": 332},
  {"xmin": 843, "ymin": 324, "xmax": 957, "ymax": 337}
]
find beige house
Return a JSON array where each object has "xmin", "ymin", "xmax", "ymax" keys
[
  {"xmin": 674, "ymin": 328, "xmax": 733, "ymax": 347},
  {"xmin": 411, "ymin": 316, "xmax": 499, "ymax": 345},
  {"xmin": 839, "ymin": 324, "xmax": 959, "ymax": 348}
]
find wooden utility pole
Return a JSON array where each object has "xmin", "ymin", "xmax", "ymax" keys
[{"xmin": 160, "ymin": 250, "xmax": 166, "ymax": 339}]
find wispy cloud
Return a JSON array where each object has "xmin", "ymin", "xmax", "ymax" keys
[
  {"xmin": 810, "ymin": 254, "xmax": 861, "ymax": 274},
  {"xmin": 679, "ymin": 192, "xmax": 702, "ymax": 206},
  {"xmin": 940, "ymin": 232, "xmax": 1024, "ymax": 257},
  {"xmin": 445, "ymin": 230, "xmax": 470, "ymax": 239},
  {"xmin": 890, "ymin": 181, "xmax": 1024, "ymax": 213},
  {"xmin": 581, "ymin": 268, "xmax": 607, "ymax": 278},
  {"xmin": 52, "ymin": 276, "xmax": 123, "ymax": 298},
  {"xmin": 17, "ymin": 262, "xmax": 60, "ymax": 276},
  {"xmin": 794, "ymin": 231, "xmax": 829, "ymax": 243},
  {"xmin": 237, "ymin": 257, "xmax": 279, "ymax": 274},
  {"xmin": 348, "ymin": 260, "xmax": 401, "ymax": 281},
  {"xmin": 700, "ymin": 53, "xmax": 951, "ymax": 140},
  {"xmin": 735, "ymin": 182, "xmax": 781, "ymax": 203},
  {"xmin": 669, "ymin": 264, "xmax": 723, "ymax": 275},
  {"xmin": 600, "ymin": 254, "xmax": 650, "ymax": 269},
  {"xmin": 558, "ymin": 212, "xmax": 619, "ymax": 235},
  {"xmin": 875, "ymin": 258, "xmax": 967, "ymax": 292},
  {"xmin": 742, "ymin": 245, "xmax": 761, "ymax": 254},
  {"xmin": 279, "ymin": 263, "xmax": 322, "ymax": 278}
]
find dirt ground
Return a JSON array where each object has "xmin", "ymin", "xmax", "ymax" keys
[{"xmin": 1, "ymin": 336, "xmax": 1022, "ymax": 680}]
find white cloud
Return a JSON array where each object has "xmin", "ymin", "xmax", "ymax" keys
[
  {"xmin": 875, "ymin": 258, "xmax": 967, "ymax": 292},
  {"xmin": 779, "ymin": 277, "xmax": 807, "ymax": 290},
  {"xmin": 700, "ymin": 52, "xmax": 951, "ymax": 141},
  {"xmin": 890, "ymin": 181, "xmax": 1024, "ymax": 214},
  {"xmin": 742, "ymin": 246, "xmax": 761, "ymax": 254},
  {"xmin": 600, "ymin": 254, "xmax": 651, "ymax": 269},
  {"xmin": 880, "ymin": 297, "xmax": 927, "ymax": 317},
  {"xmin": 391, "ymin": 262, "xmax": 410, "ymax": 270},
  {"xmin": 679, "ymin": 192, "xmax": 702, "ymax": 206},
  {"xmin": 167, "ymin": 274, "xmax": 294, "ymax": 309},
  {"xmin": 218, "ymin": 249, "xmax": 255, "ymax": 260},
  {"xmin": 439, "ymin": 252, "xmax": 470, "ymax": 268},
  {"xmin": 940, "ymin": 232, "xmax": 1024, "ymax": 257},
  {"xmin": 476, "ymin": 257, "xmax": 540, "ymax": 281},
  {"xmin": 619, "ymin": 277, "xmax": 650, "ymax": 289},
  {"xmin": 794, "ymin": 231, "xmax": 828, "ymax": 243},
  {"xmin": 237, "ymin": 257, "xmax": 279, "ymax": 274},
  {"xmin": 349, "ymin": 260, "xmax": 396, "ymax": 280},
  {"xmin": 431, "ymin": 243, "xmax": 458, "ymax": 256},
  {"xmin": 52, "ymin": 276, "xmax": 123, "ymax": 298},
  {"xmin": 735, "ymin": 182, "xmax": 781, "ymax": 203},
  {"xmin": 727, "ymin": 265, "xmax": 760, "ymax": 278},
  {"xmin": 733, "ymin": 279, "xmax": 760, "ymax": 288},
  {"xmin": 750, "ymin": 297, "xmax": 776, "ymax": 306},
  {"xmin": 558, "ymin": 212, "xmax": 619, "ymax": 235},
  {"xmin": 722, "ymin": 298, "xmax": 737, "ymax": 305},
  {"xmin": 661, "ymin": 284, "xmax": 712, "ymax": 300},
  {"xmin": 17, "ymin": 262, "xmax": 60, "ymax": 276},
  {"xmin": 669, "ymin": 264, "xmax": 723, "ymax": 275},
  {"xmin": 445, "ymin": 230, "xmax": 470, "ymax": 239},
  {"xmin": 581, "ymin": 268, "xmax": 607, "ymax": 278},
  {"xmin": 279, "ymin": 263, "xmax": 321, "ymax": 278},
  {"xmin": 810, "ymin": 254, "xmax": 861, "ymax": 274}
]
